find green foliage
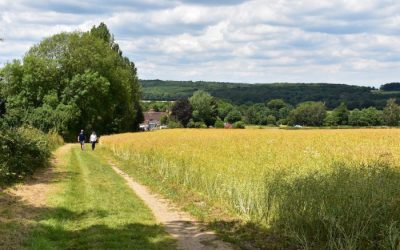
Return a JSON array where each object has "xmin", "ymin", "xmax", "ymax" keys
[
  {"xmin": 0, "ymin": 126, "xmax": 62, "ymax": 185},
  {"xmin": 167, "ymin": 119, "xmax": 183, "ymax": 128},
  {"xmin": 160, "ymin": 115, "xmax": 169, "ymax": 125},
  {"xmin": 187, "ymin": 119, "xmax": 207, "ymax": 128},
  {"xmin": 189, "ymin": 90, "xmax": 218, "ymax": 126},
  {"xmin": 348, "ymin": 108, "xmax": 384, "ymax": 126},
  {"xmin": 140, "ymin": 80, "xmax": 396, "ymax": 109},
  {"xmin": 333, "ymin": 102, "xmax": 349, "ymax": 125},
  {"xmin": 380, "ymin": 82, "xmax": 400, "ymax": 91},
  {"xmin": 289, "ymin": 102, "xmax": 327, "ymax": 126},
  {"xmin": 1, "ymin": 23, "xmax": 142, "ymax": 138},
  {"xmin": 324, "ymin": 103, "xmax": 349, "ymax": 126},
  {"xmin": 383, "ymin": 99, "xmax": 400, "ymax": 126},
  {"xmin": 217, "ymin": 100, "xmax": 234, "ymax": 120},
  {"xmin": 225, "ymin": 108, "xmax": 242, "ymax": 123},
  {"xmin": 232, "ymin": 121, "xmax": 245, "ymax": 129},
  {"xmin": 214, "ymin": 118, "xmax": 224, "ymax": 128},
  {"xmin": 171, "ymin": 99, "xmax": 192, "ymax": 127},
  {"xmin": 141, "ymin": 101, "xmax": 172, "ymax": 112},
  {"xmin": 266, "ymin": 115, "xmax": 277, "ymax": 125},
  {"xmin": 266, "ymin": 99, "xmax": 287, "ymax": 110},
  {"xmin": 244, "ymin": 104, "xmax": 271, "ymax": 125}
]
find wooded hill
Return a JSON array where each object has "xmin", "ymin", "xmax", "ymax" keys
[{"xmin": 140, "ymin": 80, "xmax": 400, "ymax": 109}]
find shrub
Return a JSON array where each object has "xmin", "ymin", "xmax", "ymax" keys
[
  {"xmin": 0, "ymin": 126, "xmax": 62, "ymax": 185},
  {"xmin": 187, "ymin": 119, "xmax": 207, "ymax": 128},
  {"xmin": 160, "ymin": 115, "xmax": 169, "ymax": 125},
  {"xmin": 167, "ymin": 119, "xmax": 183, "ymax": 129},
  {"xmin": 233, "ymin": 121, "xmax": 245, "ymax": 129},
  {"xmin": 214, "ymin": 118, "xmax": 224, "ymax": 128}
]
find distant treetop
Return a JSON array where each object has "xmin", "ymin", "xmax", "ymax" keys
[{"xmin": 380, "ymin": 82, "xmax": 400, "ymax": 91}]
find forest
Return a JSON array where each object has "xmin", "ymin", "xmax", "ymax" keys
[{"xmin": 141, "ymin": 80, "xmax": 400, "ymax": 109}]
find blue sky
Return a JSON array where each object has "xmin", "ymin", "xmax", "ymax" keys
[{"xmin": 1, "ymin": 0, "xmax": 400, "ymax": 86}]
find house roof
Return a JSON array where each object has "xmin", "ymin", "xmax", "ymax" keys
[{"xmin": 143, "ymin": 110, "xmax": 168, "ymax": 122}]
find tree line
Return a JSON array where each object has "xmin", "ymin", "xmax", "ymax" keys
[
  {"xmin": 141, "ymin": 80, "xmax": 400, "ymax": 110},
  {"xmin": 158, "ymin": 90, "xmax": 400, "ymax": 128}
]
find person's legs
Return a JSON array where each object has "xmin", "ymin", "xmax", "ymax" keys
[
  {"xmin": 80, "ymin": 141, "xmax": 84, "ymax": 150},
  {"xmin": 92, "ymin": 142, "xmax": 95, "ymax": 150}
]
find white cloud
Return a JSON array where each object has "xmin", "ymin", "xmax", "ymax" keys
[{"xmin": 0, "ymin": 0, "xmax": 400, "ymax": 86}]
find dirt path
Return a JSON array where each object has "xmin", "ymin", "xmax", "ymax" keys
[
  {"xmin": 0, "ymin": 144, "xmax": 72, "ymax": 249},
  {"xmin": 110, "ymin": 163, "xmax": 233, "ymax": 250}
]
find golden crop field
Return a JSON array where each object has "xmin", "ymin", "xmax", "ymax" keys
[{"xmin": 101, "ymin": 129, "xmax": 400, "ymax": 249}]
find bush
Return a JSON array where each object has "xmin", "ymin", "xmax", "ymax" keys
[
  {"xmin": 233, "ymin": 121, "xmax": 245, "ymax": 129},
  {"xmin": 214, "ymin": 118, "xmax": 224, "ymax": 128},
  {"xmin": 160, "ymin": 115, "xmax": 169, "ymax": 125},
  {"xmin": 0, "ymin": 126, "xmax": 63, "ymax": 185},
  {"xmin": 187, "ymin": 119, "xmax": 207, "ymax": 128},
  {"xmin": 167, "ymin": 119, "xmax": 183, "ymax": 128}
]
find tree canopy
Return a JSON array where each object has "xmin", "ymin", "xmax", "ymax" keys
[{"xmin": 0, "ymin": 23, "xmax": 142, "ymax": 139}]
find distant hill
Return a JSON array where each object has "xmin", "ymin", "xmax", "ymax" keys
[{"xmin": 140, "ymin": 80, "xmax": 400, "ymax": 109}]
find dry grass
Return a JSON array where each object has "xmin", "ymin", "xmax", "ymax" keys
[{"xmin": 101, "ymin": 129, "xmax": 400, "ymax": 249}]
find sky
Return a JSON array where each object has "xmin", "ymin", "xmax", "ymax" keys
[{"xmin": 1, "ymin": 0, "xmax": 400, "ymax": 87}]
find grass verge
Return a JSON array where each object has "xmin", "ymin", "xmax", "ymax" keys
[{"xmin": 1, "ymin": 145, "xmax": 176, "ymax": 250}]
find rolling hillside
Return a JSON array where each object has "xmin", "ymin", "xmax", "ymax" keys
[{"xmin": 140, "ymin": 80, "xmax": 400, "ymax": 109}]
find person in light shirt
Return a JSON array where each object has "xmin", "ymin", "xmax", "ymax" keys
[{"xmin": 90, "ymin": 131, "xmax": 98, "ymax": 151}]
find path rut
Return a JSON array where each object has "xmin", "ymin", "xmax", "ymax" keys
[{"xmin": 110, "ymin": 163, "xmax": 233, "ymax": 250}]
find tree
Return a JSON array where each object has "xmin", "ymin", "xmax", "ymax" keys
[
  {"xmin": 1, "ymin": 23, "xmax": 142, "ymax": 138},
  {"xmin": 380, "ymin": 82, "xmax": 400, "ymax": 91},
  {"xmin": 171, "ymin": 99, "xmax": 192, "ymax": 127},
  {"xmin": 266, "ymin": 115, "xmax": 277, "ymax": 125},
  {"xmin": 324, "ymin": 112, "xmax": 339, "ymax": 126},
  {"xmin": 225, "ymin": 109, "xmax": 242, "ymax": 123},
  {"xmin": 289, "ymin": 102, "xmax": 327, "ymax": 126},
  {"xmin": 244, "ymin": 104, "xmax": 272, "ymax": 125},
  {"xmin": 326, "ymin": 102, "xmax": 349, "ymax": 126},
  {"xmin": 361, "ymin": 107, "xmax": 384, "ymax": 126},
  {"xmin": 383, "ymin": 99, "xmax": 400, "ymax": 126},
  {"xmin": 349, "ymin": 108, "xmax": 383, "ymax": 126},
  {"xmin": 217, "ymin": 100, "xmax": 234, "ymax": 121},
  {"xmin": 266, "ymin": 99, "xmax": 287, "ymax": 110},
  {"xmin": 348, "ymin": 109, "xmax": 365, "ymax": 126},
  {"xmin": 189, "ymin": 90, "xmax": 218, "ymax": 126}
]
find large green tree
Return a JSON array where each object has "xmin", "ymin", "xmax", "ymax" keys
[
  {"xmin": 189, "ymin": 90, "xmax": 218, "ymax": 126},
  {"xmin": 1, "ymin": 23, "xmax": 142, "ymax": 139},
  {"xmin": 289, "ymin": 101, "xmax": 327, "ymax": 126}
]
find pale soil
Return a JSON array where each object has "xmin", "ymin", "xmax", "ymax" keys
[{"xmin": 110, "ymin": 163, "xmax": 233, "ymax": 250}]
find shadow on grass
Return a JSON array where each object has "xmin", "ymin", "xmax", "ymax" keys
[
  {"xmin": 208, "ymin": 220, "xmax": 296, "ymax": 250},
  {"xmin": 260, "ymin": 161, "xmax": 400, "ymax": 249},
  {"xmin": 191, "ymin": 162, "xmax": 400, "ymax": 250},
  {"xmin": 0, "ymin": 181, "xmax": 176, "ymax": 250}
]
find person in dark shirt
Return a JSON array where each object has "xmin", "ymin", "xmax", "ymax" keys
[{"xmin": 77, "ymin": 129, "xmax": 86, "ymax": 151}]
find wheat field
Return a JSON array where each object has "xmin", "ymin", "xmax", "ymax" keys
[{"xmin": 101, "ymin": 129, "xmax": 400, "ymax": 249}]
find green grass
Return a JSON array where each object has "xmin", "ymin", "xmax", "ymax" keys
[{"xmin": 26, "ymin": 146, "xmax": 176, "ymax": 250}]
